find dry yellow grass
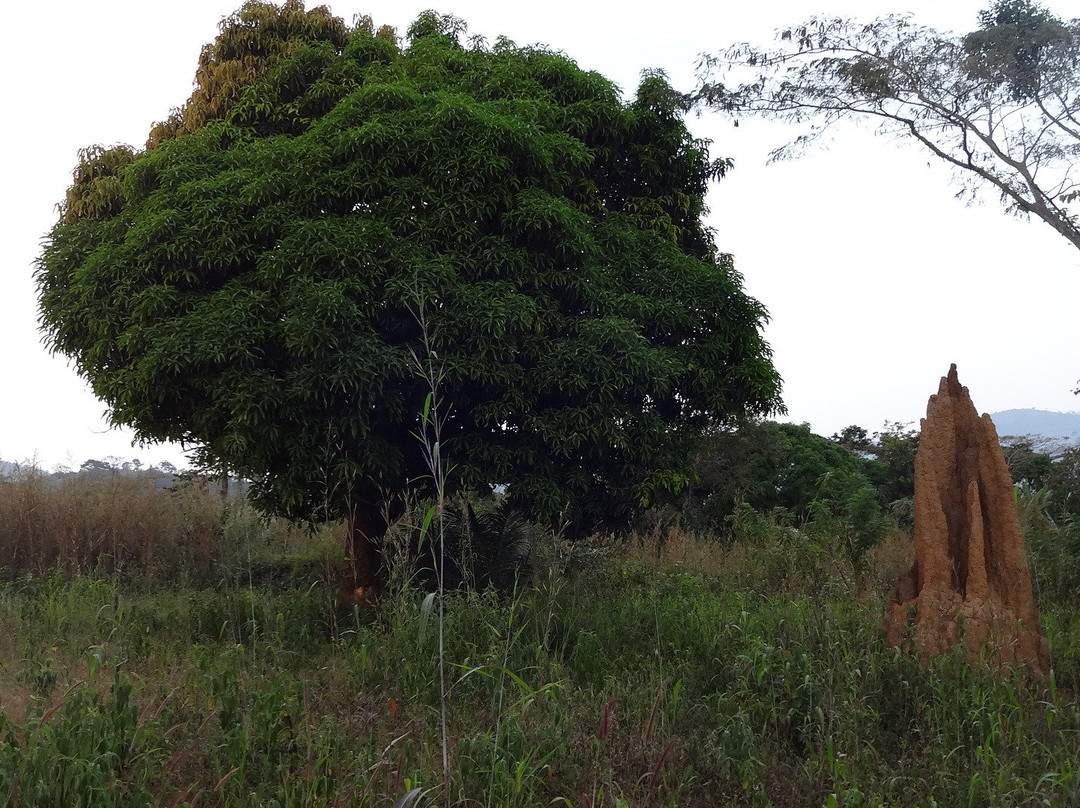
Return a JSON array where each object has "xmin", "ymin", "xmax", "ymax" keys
[{"xmin": 0, "ymin": 468, "xmax": 341, "ymax": 582}]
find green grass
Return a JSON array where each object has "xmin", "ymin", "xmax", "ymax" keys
[{"xmin": 0, "ymin": 476, "xmax": 1078, "ymax": 806}]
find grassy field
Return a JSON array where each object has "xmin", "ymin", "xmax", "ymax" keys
[{"xmin": 0, "ymin": 470, "xmax": 1077, "ymax": 807}]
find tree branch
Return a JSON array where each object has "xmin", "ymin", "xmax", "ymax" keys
[{"xmin": 696, "ymin": 10, "xmax": 1080, "ymax": 252}]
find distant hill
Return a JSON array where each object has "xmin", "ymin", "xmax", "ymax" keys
[{"xmin": 988, "ymin": 409, "xmax": 1080, "ymax": 443}]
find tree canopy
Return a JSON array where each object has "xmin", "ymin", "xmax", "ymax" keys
[
  {"xmin": 36, "ymin": 2, "xmax": 782, "ymax": 589},
  {"xmin": 695, "ymin": 0, "xmax": 1080, "ymax": 252},
  {"xmin": 688, "ymin": 421, "xmax": 889, "ymax": 558}
]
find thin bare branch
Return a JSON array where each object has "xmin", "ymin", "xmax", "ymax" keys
[{"xmin": 696, "ymin": 8, "xmax": 1080, "ymax": 253}]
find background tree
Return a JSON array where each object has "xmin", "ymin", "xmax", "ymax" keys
[
  {"xmin": 829, "ymin": 424, "xmax": 874, "ymax": 455},
  {"xmin": 1000, "ymin": 434, "xmax": 1059, "ymax": 487},
  {"xmin": 695, "ymin": 0, "xmax": 1080, "ymax": 251},
  {"xmin": 688, "ymin": 421, "xmax": 888, "ymax": 557},
  {"xmin": 1046, "ymin": 445, "xmax": 1080, "ymax": 522},
  {"xmin": 996, "ymin": 435, "xmax": 1080, "ymax": 523},
  {"xmin": 36, "ymin": 3, "xmax": 782, "ymax": 595},
  {"xmin": 830, "ymin": 421, "xmax": 919, "ymax": 528},
  {"xmin": 863, "ymin": 421, "xmax": 920, "ymax": 508}
]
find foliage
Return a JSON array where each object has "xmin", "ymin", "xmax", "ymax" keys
[
  {"xmin": 696, "ymin": 0, "xmax": 1080, "ymax": 251},
  {"xmin": 1045, "ymin": 444, "xmax": 1080, "ymax": 522},
  {"xmin": 743, "ymin": 423, "xmax": 877, "ymax": 518},
  {"xmin": 861, "ymin": 421, "xmax": 920, "ymax": 510},
  {"xmin": 1016, "ymin": 483, "xmax": 1080, "ymax": 608},
  {"xmin": 996, "ymin": 436, "xmax": 1080, "ymax": 523},
  {"xmin": 433, "ymin": 501, "xmax": 534, "ymax": 593},
  {"xmin": 145, "ymin": 0, "xmax": 365, "ymax": 150},
  {"xmin": 1000, "ymin": 433, "xmax": 1058, "ymax": 487},
  {"xmin": 37, "ymin": 3, "xmax": 782, "ymax": 566},
  {"xmin": 829, "ymin": 424, "xmax": 873, "ymax": 455},
  {"xmin": 687, "ymin": 422, "xmax": 889, "ymax": 558},
  {"xmin": 0, "ymin": 672, "xmax": 158, "ymax": 807},
  {"xmin": 965, "ymin": 0, "xmax": 1074, "ymax": 101}
]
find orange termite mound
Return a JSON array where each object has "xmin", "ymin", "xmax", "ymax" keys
[{"xmin": 883, "ymin": 364, "xmax": 1049, "ymax": 675}]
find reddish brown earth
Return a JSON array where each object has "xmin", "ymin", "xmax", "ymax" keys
[{"xmin": 883, "ymin": 365, "xmax": 1049, "ymax": 675}]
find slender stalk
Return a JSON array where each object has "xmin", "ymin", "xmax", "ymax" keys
[
  {"xmin": 488, "ymin": 578, "xmax": 520, "ymax": 808},
  {"xmin": 409, "ymin": 290, "xmax": 451, "ymax": 796}
]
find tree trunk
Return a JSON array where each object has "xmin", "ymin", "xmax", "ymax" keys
[
  {"xmin": 337, "ymin": 493, "xmax": 405, "ymax": 606},
  {"xmin": 338, "ymin": 505, "xmax": 385, "ymax": 606}
]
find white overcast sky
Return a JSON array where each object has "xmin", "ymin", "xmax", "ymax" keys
[{"xmin": 2, "ymin": 0, "xmax": 1078, "ymax": 469}]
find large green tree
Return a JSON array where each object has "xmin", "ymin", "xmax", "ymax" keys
[
  {"xmin": 695, "ymin": 0, "xmax": 1080, "ymax": 252},
  {"xmin": 36, "ymin": 2, "xmax": 782, "ymax": 595},
  {"xmin": 688, "ymin": 421, "xmax": 888, "ymax": 558}
]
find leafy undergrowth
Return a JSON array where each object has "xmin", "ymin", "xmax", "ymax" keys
[{"xmin": 0, "ymin": 519, "xmax": 1078, "ymax": 808}]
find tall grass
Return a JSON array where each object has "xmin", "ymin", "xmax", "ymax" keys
[
  {"xmin": 0, "ymin": 474, "xmax": 1078, "ymax": 806},
  {"xmin": 0, "ymin": 468, "xmax": 342, "ymax": 586}
]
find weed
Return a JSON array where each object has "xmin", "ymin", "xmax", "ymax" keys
[{"xmin": 0, "ymin": 473, "xmax": 1078, "ymax": 805}]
